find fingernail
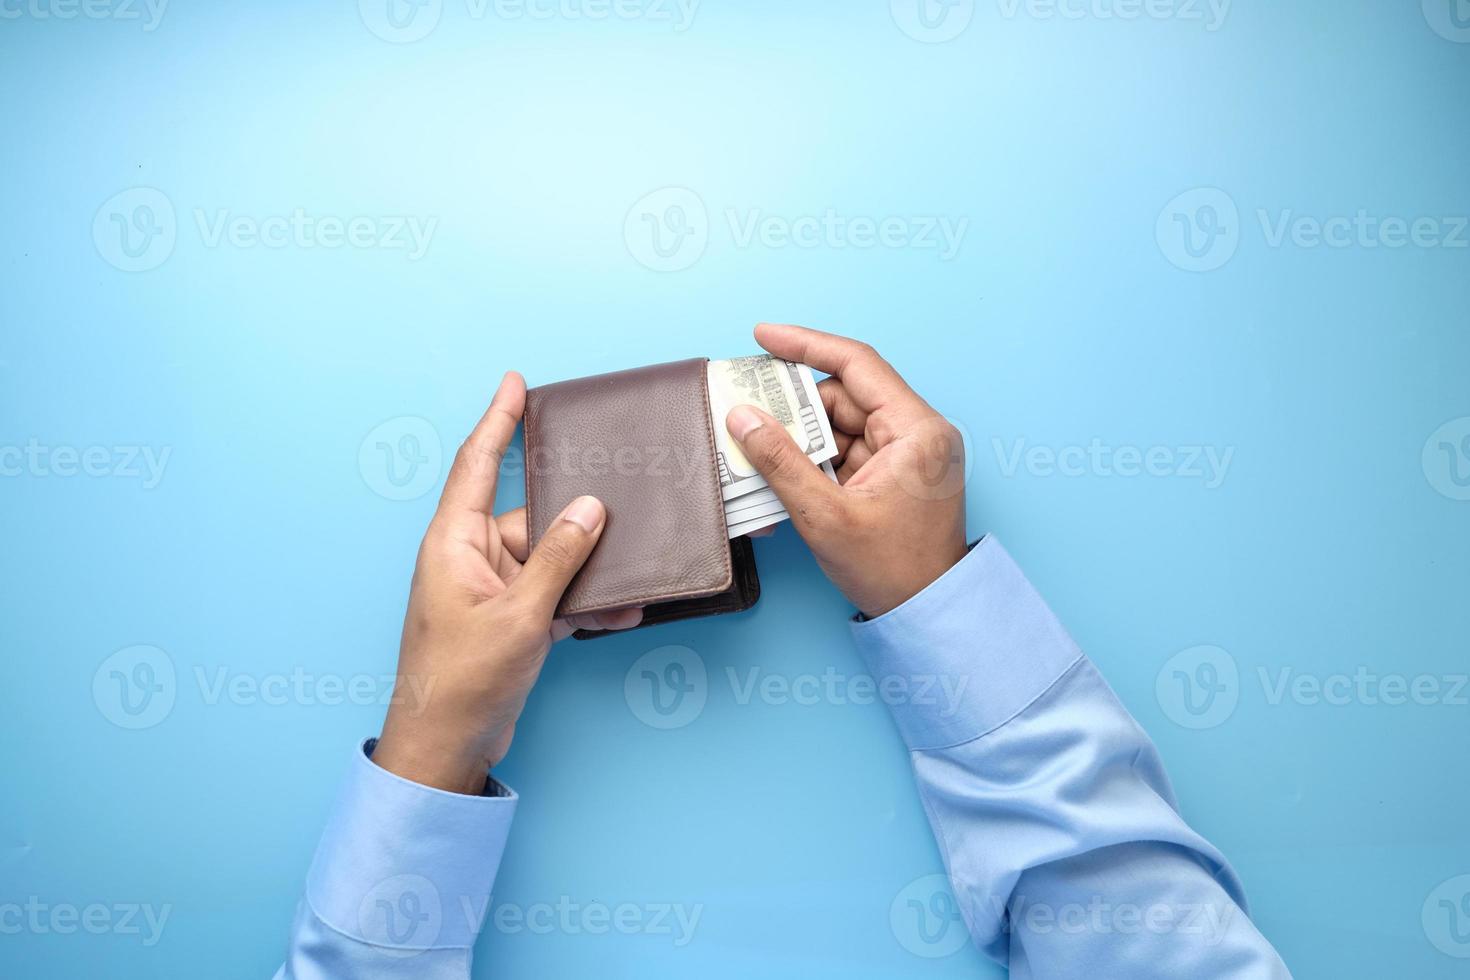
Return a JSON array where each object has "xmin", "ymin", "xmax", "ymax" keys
[
  {"xmin": 728, "ymin": 405, "xmax": 765, "ymax": 441},
  {"xmin": 561, "ymin": 495, "xmax": 604, "ymax": 533}
]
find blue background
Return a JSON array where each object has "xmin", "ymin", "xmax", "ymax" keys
[{"xmin": 2, "ymin": 1, "xmax": 1467, "ymax": 976}]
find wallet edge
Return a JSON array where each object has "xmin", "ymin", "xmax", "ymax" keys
[{"xmin": 572, "ymin": 536, "xmax": 759, "ymax": 640}]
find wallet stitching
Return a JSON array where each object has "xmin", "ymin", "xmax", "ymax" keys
[
  {"xmin": 523, "ymin": 391, "xmax": 541, "ymax": 549},
  {"xmin": 690, "ymin": 356, "xmax": 735, "ymax": 590}
]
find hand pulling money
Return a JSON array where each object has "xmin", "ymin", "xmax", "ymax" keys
[{"xmin": 707, "ymin": 355, "xmax": 839, "ymax": 539}]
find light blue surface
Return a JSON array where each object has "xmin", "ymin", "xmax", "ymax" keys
[{"xmin": 2, "ymin": 3, "xmax": 1467, "ymax": 977}]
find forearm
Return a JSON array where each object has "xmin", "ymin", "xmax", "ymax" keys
[
  {"xmin": 273, "ymin": 741, "xmax": 513, "ymax": 979},
  {"xmin": 852, "ymin": 537, "xmax": 1290, "ymax": 977}
]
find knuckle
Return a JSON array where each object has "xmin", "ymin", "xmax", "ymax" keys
[
  {"xmin": 753, "ymin": 434, "xmax": 794, "ymax": 475},
  {"xmin": 852, "ymin": 341, "xmax": 884, "ymax": 366},
  {"xmin": 534, "ymin": 529, "xmax": 584, "ymax": 569},
  {"xmin": 452, "ymin": 442, "xmax": 475, "ymax": 471},
  {"xmin": 455, "ymin": 436, "xmax": 504, "ymax": 476},
  {"xmin": 486, "ymin": 404, "xmax": 519, "ymax": 429},
  {"xmin": 927, "ymin": 418, "xmax": 965, "ymax": 458},
  {"xmin": 942, "ymin": 425, "xmax": 966, "ymax": 461},
  {"xmin": 866, "ymin": 415, "xmax": 897, "ymax": 446}
]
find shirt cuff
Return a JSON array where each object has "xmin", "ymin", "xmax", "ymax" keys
[
  {"xmin": 304, "ymin": 739, "xmax": 517, "ymax": 950},
  {"xmin": 849, "ymin": 536, "xmax": 1084, "ymax": 751}
]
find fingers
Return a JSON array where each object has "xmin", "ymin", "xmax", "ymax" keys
[
  {"xmin": 506, "ymin": 495, "xmax": 606, "ymax": 621},
  {"xmin": 837, "ymin": 439, "xmax": 874, "ymax": 484},
  {"xmin": 726, "ymin": 404, "xmax": 842, "ymax": 529},
  {"xmin": 819, "ymin": 376, "xmax": 902, "ymax": 458},
  {"xmin": 501, "ymin": 504, "xmax": 640, "ymax": 635},
  {"xmin": 818, "ymin": 378, "xmax": 869, "ymax": 436},
  {"xmin": 495, "ymin": 508, "xmax": 530, "ymax": 563},
  {"xmin": 832, "ymin": 431, "xmax": 855, "ymax": 466},
  {"xmin": 561, "ymin": 607, "xmax": 645, "ymax": 634},
  {"xmin": 437, "ymin": 372, "xmax": 526, "ymax": 519},
  {"xmin": 754, "ymin": 323, "xmax": 915, "ymax": 413},
  {"xmin": 595, "ymin": 607, "xmax": 645, "ymax": 630},
  {"xmin": 550, "ymin": 608, "xmax": 644, "ymax": 642}
]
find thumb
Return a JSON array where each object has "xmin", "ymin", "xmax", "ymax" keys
[
  {"xmin": 726, "ymin": 405, "xmax": 840, "ymax": 527},
  {"xmin": 509, "ymin": 495, "xmax": 606, "ymax": 618}
]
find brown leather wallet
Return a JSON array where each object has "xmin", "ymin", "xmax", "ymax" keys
[{"xmin": 523, "ymin": 358, "xmax": 760, "ymax": 639}]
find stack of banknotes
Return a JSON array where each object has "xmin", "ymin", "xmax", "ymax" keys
[{"xmin": 707, "ymin": 355, "xmax": 838, "ymax": 538}]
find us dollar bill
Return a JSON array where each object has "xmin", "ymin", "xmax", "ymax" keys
[{"xmin": 708, "ymin": 355, "xmax": 838, "ymax": 502}]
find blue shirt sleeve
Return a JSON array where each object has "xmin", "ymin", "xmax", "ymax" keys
[
  {"xmin": 274, "ymin": 740, "xmax": 515, "ymax": 980},
  {"xmin": 850, "ymin": 536, "xmax": 1292, "ymax": 978}
]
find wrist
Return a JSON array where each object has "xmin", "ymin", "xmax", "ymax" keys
[
  {"xmin": 374, "ymin": 712, "xmax": 495, "ymax": 795},
  {"xmin": 863, "ymin": 539, "xmax": 970, "ymax": 619}
]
